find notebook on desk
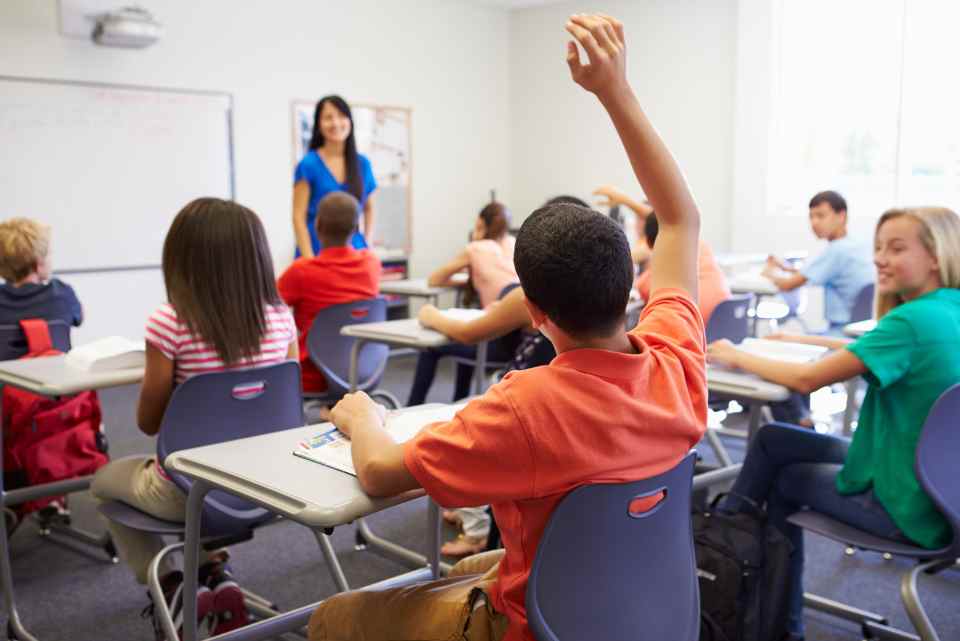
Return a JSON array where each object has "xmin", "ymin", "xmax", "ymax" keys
[
  {"xmin": 737, "ymin": 338, "xmax": 828, "ymax": 363},
  {"xmin": 294, "ymin": 402, "xmax": 468, "ymax": 475}
]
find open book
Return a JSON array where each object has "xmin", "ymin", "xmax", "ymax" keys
[
  {"xmin": 294, "ymin": 402, "xmax": 467, "ymax": 476},
  {"xmin": 65, "ymin": 336, "xmax": 146, "ymax": 371}
]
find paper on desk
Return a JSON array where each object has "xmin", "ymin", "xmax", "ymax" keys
[
  {"xmin": 435, "ymin": 308, "xmax": 486, "ymax": 323},
  {"xmin": 293, "ymin": 403, "xmax": 468, "ymax": 476},
  {"xmin": 737, "ymin": 338, "xmax": 828, "ymax": 363}
]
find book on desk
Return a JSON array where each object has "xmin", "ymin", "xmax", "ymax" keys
[
  {"xmin": 65, "ymin": 336, "xmax": 145, "ymax": 371},
  {"xmin": 294, "ymin": 402, "xmax": 467, "ymax": 475}
]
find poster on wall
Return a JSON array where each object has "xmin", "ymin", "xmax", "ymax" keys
[{"xmin": 291, "ymin": 100, "xmax": 412, "ymax": 255}]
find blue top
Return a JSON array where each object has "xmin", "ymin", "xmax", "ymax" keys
[
  {"xmin": 800, "ymin": 236, "xmax": 875, "ymax": 325},
  {"xmin": 0, "ymin": 278, "xmax": 83, "ymax": 328},
  {"xmin": 294, "ymin": 151, "xmax": 377, "ymax": 255}
]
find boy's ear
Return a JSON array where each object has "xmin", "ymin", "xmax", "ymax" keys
[{"xmin": 522, "ymin": 296, "xmax": 548, "ymax": 330}]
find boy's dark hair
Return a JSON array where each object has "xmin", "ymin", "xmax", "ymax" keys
[
  {"xmin": 809, "ymin": 190, "xmax": 847, "ymax": 214},
  {"xmin": 316, "ymin": 192, "xmax": 359, "ymax": 246},
  {"xmin": 162, "ymin": 197, "xmax": 282, "ymax": 365},
  {"xmin": 643, "ymin": 212, "xmax": 659, "ymax": 247},
  {"xmin": 544, "ymin": 195, "xmax": 590, "ymax": 208},
  {"xmin": 515, "ymin": 203, "xmax": 633, "ymax": 338}
]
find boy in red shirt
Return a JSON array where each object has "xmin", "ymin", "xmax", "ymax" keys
[
  {"xmin": 278, "ymin": 192, "xmax": 381, "ymax": 394},
  {"xmin": 309, "ymin": 14, "xmax": 706, "ymax": 641}
]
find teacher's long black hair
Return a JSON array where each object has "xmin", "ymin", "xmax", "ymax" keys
[{"xmin": 308, "ymin": 95, "xmax": 365, "ymax": 202}]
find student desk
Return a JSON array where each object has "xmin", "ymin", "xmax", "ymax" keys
[
  {"xmin": 706, "ymin": 365, "xmax": 790, "ymax": 465},
  {"xmin": 380, "ymin": 273, "xmax": 469, "ymax": 307},
  {"xmin": 717, "ymin": 251, "xmax": 808, "ymax": 271},
  {"xmin": 165, "ymin": 406, "xmax": 457, "ymax": 641},
  {"xmin": 844, "ymin": 319, "xmax": 876, "ymax": 338},
  {"xmin": 342, "ymin": 313, "xmax": 494, "ymax": 397},
  {"xmin": 0, "ymin": 355, "xmax": 144, "ymax": 641}
]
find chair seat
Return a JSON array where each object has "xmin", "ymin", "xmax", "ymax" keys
[
  {"xmin": 98, "ymin": 501, "xmax": 186, "ymax": 535},
  {"xmin": 787, "ymin": 510, "xmax": 947, "ymax": 559}
]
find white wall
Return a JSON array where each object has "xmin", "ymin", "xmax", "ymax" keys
[
  {"xmin": 507, "ymin": 0, "xmax": 738, "ymax": 249},
  {"xmin": 0, "ymin": 0, "xmax": 511, "ymax": 341}
]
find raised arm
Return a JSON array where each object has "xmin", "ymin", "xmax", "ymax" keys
[
  {"xmin": 593, "ymin": 184, "xmax": 654, "ymax": 218},
  {"xmin": 567, "ymin": 14, "xmax": 700, "ymax": 300}
]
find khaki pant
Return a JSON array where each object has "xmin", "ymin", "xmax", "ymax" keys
[
  {"xmin": 91, "ymin": 454, "xmax": 217, "ymax": 584},
  {"xmin": 308, "ymin": 549, "xmax": 509, "ymax": 641}
]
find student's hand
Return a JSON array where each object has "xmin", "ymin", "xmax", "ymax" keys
[
  {"xmin": 417, "ymin": 304, "xmax": 441, "ymax": 329},
  {"xmin": 330, "ymin": 391, "xmax": 386, "ymax": 439},
  {"xmin": 566, "ymin": 14, "xmax": 628, "ymax": 101},
  {"xmin": 593, "ymin": 184, "xmax": 630, "ymax": 208},
  {"xmin": 706, "ymin": 339, "xmax": 742, "ymax": 368}
]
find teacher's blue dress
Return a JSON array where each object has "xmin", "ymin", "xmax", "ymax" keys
[{"xmin": 294, "ymin": 151, "xmax": 377, "ymax": 254}]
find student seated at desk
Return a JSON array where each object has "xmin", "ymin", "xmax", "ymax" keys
[
  {"xmin": 707, "ymin": 206, "xmax": 960, "ymax": 640},
  {"xmin": 635, "ymin": 212, "xmax": 731, "ymax": 325},
  {"xmin": 278, "ymin": 192, "xmax": 381, "ymax": 398},
  {"xmin": 408, "ymin": 202, "xmax": 519, "ymax": 405},
  {"xmin": 764, "ymin": 190, "xmax": 874, "ymax": 334},
  {"xmin": 309, "ymin": 15, "xmax": 707, "ymax": 641},
  {"xmin": 91, "ymin": 198, "xmax": 297, "ymax": 639},
  {"xmin": 0, "ymin": 217, "xmax": 82, "ymax": 328}
]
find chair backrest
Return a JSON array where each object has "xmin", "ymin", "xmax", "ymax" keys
[
  {"xmin": 915, "ymin": 383, "xmax": 960, "ymax": 558},
  {"xmin": 157, "ymin": 361, "xmax": 303, "ymax": 532},
  {"xmin": 526, "ymin": 452, "xmax": 699, "ymax": 641},
  {"xmin": 849, "ymin": 283, "xmax": 875, "ymax": 323},
  {"xmin": 0, "ymin": 320, "xmax": 71, "ymax": 360},
  {"xmin": 306, "ymin": 297, "xmax": 389, "ymax": 398},
  {"xmin": 705, "ymin": 294, "xmax": 753, "ymax": 344}
]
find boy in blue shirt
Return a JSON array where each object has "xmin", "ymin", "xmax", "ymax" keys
[
  {"xmin": 0, "ymin": 218, "xmax": 83, "ymax": 329},
  {"xmin": 765, "ymin": 191, "xmax": 874, "ymax": 333}
]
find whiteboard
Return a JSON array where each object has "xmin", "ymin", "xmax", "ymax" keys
[
  {"xmin": 291, "ymin": 100, "xmax": 411, "ymax": 255},
  {"xmin": 0, "ymin": 77, "xmax": 234, "ymax": 272}
]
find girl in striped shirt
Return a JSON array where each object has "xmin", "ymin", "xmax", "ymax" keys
[{"xmin": 92, "ymin": 198, "xmax": 297, "ymax": 638}]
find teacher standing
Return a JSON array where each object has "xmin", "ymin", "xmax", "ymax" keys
[{"xmin": 293, "ymin": 95, "xmax": 377, "ymax": 256}]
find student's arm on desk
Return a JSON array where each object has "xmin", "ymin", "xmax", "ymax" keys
[
  {"xmin": 332, "ymin": 392, "xmax": 420, "ymax": 497},
  {"xmin": 707, "ymin": 339, "xmax": 866, "ymax": 394},
  {"xmin": 766, "ymin": 332, "xmax": 851, "ymax": 351},
  {"xmin": 764, "ymin": 268, "xmax": 807, "ymax": 292},
  {"xmin": 567, "ymin": 14, "xmax": 700, "ymax": 299},
  {"xmin": 427, "ymin": 250, "xmax": 470, "ymax": 287},
  {"xmin": 418, "ymin": 287, "xmax": 531, "ymax": 344}
]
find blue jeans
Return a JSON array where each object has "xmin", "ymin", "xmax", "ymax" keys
[
  {"xmin": 407, "ymin": 333, "xmax": 518, "ymax": 406},
  {"xmin": 722, "ymin": 423, "xmax": 906, "ymax": 637}
]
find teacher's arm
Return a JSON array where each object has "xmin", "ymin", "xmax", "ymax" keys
[
  {"xmin": 362, "ymin": 192, "xmax": 377, "ymax": 244},
  {"xmin": 293, "ymin": 180, "xmax": 314, "ymax": 258}
]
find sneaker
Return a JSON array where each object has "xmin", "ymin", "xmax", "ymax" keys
[
  {"xmin": 202, "ymin": 561, "xmax": 249, "ymax": 635},
  {"xmin": 141, "ymin": 570, "xmax": 214, "ymax": 641}
]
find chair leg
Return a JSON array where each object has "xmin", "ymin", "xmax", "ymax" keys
[
  {"xmin": 147, "ymin": 541, "xmax": 186, "ymax": 641},
  {"xmin": 312, "ymin": 529, "xmax": 350, "ymax": 593},
  {"xmin": 899, "ymin": 559, "xmax": 943, "ymax": 641},
  {"xmin": 803, "ymin": 592, "xmax": 888, "ymax": 626}
]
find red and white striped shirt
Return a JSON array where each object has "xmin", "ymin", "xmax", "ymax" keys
[{"xmin": 145, "ymin": 302, "xmax": 296, "ymax": 384}]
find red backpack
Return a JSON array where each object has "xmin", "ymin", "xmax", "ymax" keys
[{"xmin": 2, "ymin": 319, "xmax": 108, "ymax": 516}]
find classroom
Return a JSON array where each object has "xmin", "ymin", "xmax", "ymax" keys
[{"xmin": 0, "ymin": 1, "xmax": 957, "ymax": 640}]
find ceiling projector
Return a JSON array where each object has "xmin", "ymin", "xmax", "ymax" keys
[{"xmin": 92, "ymin": 7, "xmax": 162, "ymax": 48}]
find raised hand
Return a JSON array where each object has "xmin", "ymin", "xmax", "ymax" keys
[{"xmin": 565, "ymin": 14, "xmax": 628, "ymax": 100}]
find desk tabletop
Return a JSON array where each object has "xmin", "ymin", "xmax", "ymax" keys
[
  {"xmin": 380, "ymin": 278, "xmax": 454, "ymax": 297},
  {"xmin": 341, "ymin": 318, "xmax": 454, "ymax": 348},
  {"xmin": 729, "ymin": 273, "xmax": 780, "ymax": 296},
  {"xmin": 707, "ymin": 365, "xmax": 790, "ymax": 402},
  {"xmin": 844, "ymin": 319, "xmax": 876, "ymax": 337},
  {"xmin": 165, "ymin": 404, "xmax": 463, "ymax": 528},
  {"xmin": 0, "ymin": 355, "xmax": 144, "ymax": 397}
]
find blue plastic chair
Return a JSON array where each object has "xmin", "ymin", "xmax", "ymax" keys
[
  {"xmin": 705, "ymin": 294, "xmax": 753, "ymax": 344},
  {"xmin": 526, "ymin": 452, "xmax": 699, "ymax": 641},
  {"xmin": 97, "ymin": 363, "xmax": 350, "ymax": 633},
  {"xmin": 0, "ymin": 319, "xmax": 71, "ymax": 360},
  {"xmin": 304, "ymin": 297, "xmax": 399, "ymax": 408},
  {"xmin": 787, "ymin": 383, "xmax": 960, "ymax": 641},
  {"xmin": 849, "ymin": 283, "xmax": 875, "ymax": 323}
]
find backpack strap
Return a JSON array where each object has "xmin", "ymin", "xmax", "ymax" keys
[{"xmin": 19, "ymin": 319, "xmax": 53, "ymax": 355}]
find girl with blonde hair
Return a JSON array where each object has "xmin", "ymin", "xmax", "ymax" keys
[{"xmin": 707, "ymin": 206, "xmax": 960, "ymax": 639}]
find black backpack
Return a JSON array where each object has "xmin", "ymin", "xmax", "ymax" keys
[{"xmin": 693, "ymin": 495, "xmax": 794, "ymax": 641}]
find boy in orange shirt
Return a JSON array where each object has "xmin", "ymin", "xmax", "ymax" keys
[
  {"xmin": 278, "ymin": 192, "xmax": 381, "ymax": 394},
  {"xmin": 309, "ymin": 14, "xmax": 706, "ymax": 641}
]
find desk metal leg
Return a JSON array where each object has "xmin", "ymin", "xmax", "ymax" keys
[
  {"xmin": 704, "ymin": 428, "xmax": 733, "ymax": 468},
  {"xmin": 747, "ymin": 403, "xmax": 765, "ymax": 440},
  {"xmin": 181, "ymin": 479, "xmax": 212, "ymax": 641},
  {"xmin": 841, "ymin": 378, "xmax": 859, "ymax": 436},
  {"xmin": 355, "ymin": 517, "xmax": 452, "ymax": 576},
  {"xmin": 348, "ymin": 339, "xmax": 365, "ymax": 393},
  {"xmin": 473, "ymin": 342, "xmax": 489, "ymax": 396},
  {"xmin": 426, "ymin": 500, "xmax": 441, "ymax": 579}
]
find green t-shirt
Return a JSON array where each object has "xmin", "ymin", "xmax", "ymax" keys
[{"xmin": 841, "ymin": 288, "xmax": 960, "ymax": 549}]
